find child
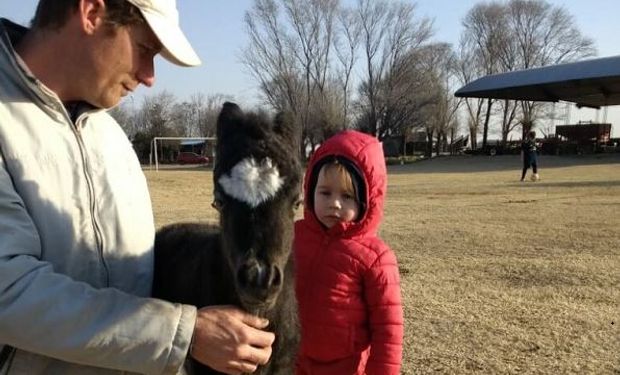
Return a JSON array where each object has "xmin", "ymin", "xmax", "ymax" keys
[
  {"xmin": 521, "ymin": 130, "xmax": 540, "ymax": 181},
  {"xmin": 294, "ymin": 130, "xmax": 404, "ymax": 375}
]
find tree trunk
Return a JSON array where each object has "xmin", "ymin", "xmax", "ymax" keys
[
  {"xmin": 426, "ymin": 129, "xmax": 434, "ymax": 158},
  {"xmin": 482, "ymin": 98, "xmax": 492, "ymax": 149}
]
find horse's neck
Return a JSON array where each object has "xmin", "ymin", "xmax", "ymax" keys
[{"xmin": 195, "ymin": 233, "xmax": 239, "ymax": 307}]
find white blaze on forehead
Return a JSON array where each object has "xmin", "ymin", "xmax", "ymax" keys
[{"xmin": 218, "ymin": 157, "xmax": 284, "ymax": 208}]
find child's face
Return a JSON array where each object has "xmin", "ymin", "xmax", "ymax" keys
[{"xmin": 313, "ymin": 166, "xmax": 360, "ymax": 228}]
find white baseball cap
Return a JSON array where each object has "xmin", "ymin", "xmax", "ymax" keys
[{"xmin": 125, "ymin": 0, "xmax": 201, "ymax": 67}]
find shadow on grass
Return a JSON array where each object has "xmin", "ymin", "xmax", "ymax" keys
[
  {"xmin": 512, "ymin": 180, "xmax": 620, "ymax": 188},
  {"xmin": 389, "ymin": 154, "xmax": 620, "ymax": 174}
]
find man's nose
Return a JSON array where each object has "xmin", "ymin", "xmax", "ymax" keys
[{"xmin": 137, "ymin": 57, "xmax": 155, "ymax": 87}]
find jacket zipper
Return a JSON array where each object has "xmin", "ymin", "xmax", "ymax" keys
[{"xmin": 69, "ymin": 114, "xmax": 110, "ymax": 287}]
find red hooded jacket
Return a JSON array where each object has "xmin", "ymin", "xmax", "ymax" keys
[{"xmin": 295, "ymin": 130, "xmax": 403, "ymax": 375}]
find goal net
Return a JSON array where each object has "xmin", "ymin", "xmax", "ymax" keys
[{"xmin": 149, "ymin": 136, "xmax": 216, "ymax": 171}]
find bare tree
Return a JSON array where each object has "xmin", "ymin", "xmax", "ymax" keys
[
  {"xmin": 243, "ymin": 0, "xmax": 437, "ymax": 155},
  {"xmin": 455, "ymin": 42, "xmax": 485, "ymax": 150},
  {"xmin": 198, "ymin": 93, "xmax": 233, "ymax": 137},
  {"xmin": 136, "ymin": 91, "xmax": 180, "ymax": 138},
  {"xmin": 243, "ymin": 0, "xmax": 299, "ymax": 112},
  {"xmin": 506, "ymin": 0, "xmax": 596, "ymax": 135},
  {"xmin": 377, "ymin": 43, "xmax": 449, "ymax": 156},
  {"xmin": 285, "ymin": 0, "xmax": 341, "ymax": 151},
  {"xmin": 459, "ymin": 2, "xmax": 509, "ymax": 150},
  {"xmin": 183, "ymin": 93, "xmax": 206, "ymax": 137},
  {"xmin": 333, "ymin": 6, "xmax": 360, "ymax": 125},
  {"xmin": 357, "ymin": 0, "xmax": 432, "ymax": 138},
  {"xmin": 243, "ymin": 0, "xmax": 342, "ymax": 157},
  {"xmin": 356, "ymin": 0, "xmax": 389, "ymax": 137},
  {"xmin": 283, "ymin": 0, "xmax": 338, "ymax": 93},
  {"xmin": 426, "ymin": 45, "xmax": 462, "ymax": 155},
  {"xmin": 458, "ymin": 0, "xmax": 596, "ymax": 145},
  {"xmin": 356, "ymin": 0, "xmax": 433, "ymax": 137},
  {"xmin": 171, "ymin": 101, "xmax": 195, "ymax": 137},
  {"xmin": 108, "ymin": 102, "xmax": 137, "ymax": 137},
  {"xmin": 495, "ymin": 99, "xmax": 520, "ymax": 144}
]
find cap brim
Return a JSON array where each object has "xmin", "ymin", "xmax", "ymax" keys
[{"xmin": 140, "ymin": 11, "xmax": 201, "ymax": 67}]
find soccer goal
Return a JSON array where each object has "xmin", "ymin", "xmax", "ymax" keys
[{"xmin": 149, "ymin": 136, "xmax": 216, "ymax": 171}]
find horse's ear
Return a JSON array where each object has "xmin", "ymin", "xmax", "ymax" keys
[
  {"xmin": 217, "ymin": 102, "xmax": 243, "ymax": 138},
  {"xmin": 274, "ymin": 111, "xmax": 300, "ymax": 148}
]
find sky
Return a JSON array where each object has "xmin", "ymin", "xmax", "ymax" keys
[{"xmin": 1, "ymin": 0, "xmax": 618, "ymax": 136}]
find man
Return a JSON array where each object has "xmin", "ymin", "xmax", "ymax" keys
[
  {"xmin": 0, "ymin": 1, "xmax": 274, "ymax": 374},
  {"xmin": 520, "ymin": 130, "xmax": 540, "ymax": 182}
]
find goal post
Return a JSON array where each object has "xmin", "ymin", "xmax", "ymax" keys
[{"xmin": 150, "ymin": 136, "xmax": 216, "ymax": 171}]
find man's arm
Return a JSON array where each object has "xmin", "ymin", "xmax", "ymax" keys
[{"xmin": 0, "ymin": 158, "xmax": 195, "ymax": 375}]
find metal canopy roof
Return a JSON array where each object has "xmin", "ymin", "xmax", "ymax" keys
[{"xmin": 454, "ymin": 55, "xmax": 620, "ymax": 109}]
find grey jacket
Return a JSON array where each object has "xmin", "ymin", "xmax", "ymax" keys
[{"xmin": 0, "ymin": 19, "xmax": 195, "ymax": 374}]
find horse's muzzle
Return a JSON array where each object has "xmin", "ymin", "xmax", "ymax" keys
[{"xmin": 237, "ymin": 259, "xmax": 283, "ymax": 299}]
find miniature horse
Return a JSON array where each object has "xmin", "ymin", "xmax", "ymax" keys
[{"xmin": 153, "ymin": 102, "xmax": 301, "ymax": 374}]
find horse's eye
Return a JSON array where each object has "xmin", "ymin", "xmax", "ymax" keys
[
  {"xmin": 212, "ymin": 199, "xmax": 224, "ymax": 211},
  {"xmin": 294, "ymin": 196, "xmax": 303, "ymax": 209},
  {"xmin": 212, "ymin": 190, "xmax": 227, "ymax": 211}
]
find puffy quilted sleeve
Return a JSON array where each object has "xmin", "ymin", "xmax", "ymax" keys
[{"xmin": 363, "ymin": 247, "xmax": 404, "ymax": 375}]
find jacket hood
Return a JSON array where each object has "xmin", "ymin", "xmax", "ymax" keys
[{"xmin": 303, "ymin": 130, "xmax": 387, "ymax": 237}]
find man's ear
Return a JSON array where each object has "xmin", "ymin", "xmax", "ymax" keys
[{"xmin": 78, "ymin": 0, "xmax": 107, "ymax": 35}]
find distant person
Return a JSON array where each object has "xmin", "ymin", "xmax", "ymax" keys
[
  {"xmin": 521, "ymin": 130, "xmax": 540, "ymax": 182},
  {"xmin": 0, "ymin": 0, "xmax": 273, "ymax": 374},
  {"xmin": 294, "ymin": 130, "xmax": 404, "ymax": 375}
]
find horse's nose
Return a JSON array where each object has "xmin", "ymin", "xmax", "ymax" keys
[{"xmin": 238, "ymin": 260, "xmax": 282, "ymax": 290}]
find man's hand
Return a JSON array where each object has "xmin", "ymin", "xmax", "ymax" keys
[{"xmin": 190, "ymin": 305, "xmax": 275, "ymax": 374}]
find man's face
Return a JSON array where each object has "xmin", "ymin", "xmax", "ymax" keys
[{"xmin": 85, "ymin": 22, "xmax": 161, "ymax": 108}]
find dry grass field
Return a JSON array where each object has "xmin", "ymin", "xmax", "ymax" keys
[{"xmin": 145, "ymin": 154, "xmax": 620, "ymax": 375}]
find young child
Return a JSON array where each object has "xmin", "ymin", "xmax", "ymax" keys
[
  {"xmin": 294, "ymin": 130, "xmax": 404, "ymax": 375},
  {"xmin": 521, "ymin": 130, "xmax": 540, "ymax": 181}
]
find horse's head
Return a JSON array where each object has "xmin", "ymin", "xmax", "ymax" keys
[{"xmin": 213, "ymin": 102, "xmax": 302, "ymax": 311}]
